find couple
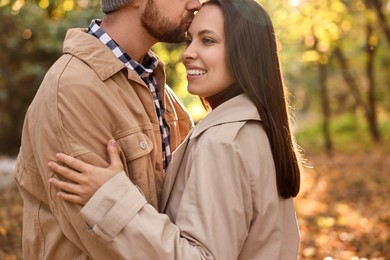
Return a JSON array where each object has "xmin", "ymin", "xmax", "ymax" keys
[{"xmin": 15, "ymin": 0, "xmax": 302, "ymax": 259}]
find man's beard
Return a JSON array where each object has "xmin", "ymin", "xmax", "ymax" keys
[{"xmin": 141, "ymin": 0, "xmax": 193, "ymax": 43}]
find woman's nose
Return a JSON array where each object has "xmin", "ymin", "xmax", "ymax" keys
[{"xmin": 182, "ymin": 43, "xmax": 197, "ymax": 62}]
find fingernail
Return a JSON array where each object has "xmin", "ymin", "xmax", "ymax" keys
[{"xmin": 109, "ymin": 139, "xmax": 116, "ymax": 146}]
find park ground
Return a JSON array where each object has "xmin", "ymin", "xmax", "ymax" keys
[{"xmin": 0, "ymin": 142, "xmax": 389, "ymax": 259}]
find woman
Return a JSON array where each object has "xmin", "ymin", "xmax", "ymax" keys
[{"xmin": 49, "ymin": 0, "xmax": 301, "ymax": 258}]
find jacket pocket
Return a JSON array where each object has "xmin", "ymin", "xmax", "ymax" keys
[
  {"xmin": 116, "ymin": 130, "xmax": 153, "ymax": 161},
  {"xmin": 116, "ymin": 130, "xmax": 161, "ymax": 208}
]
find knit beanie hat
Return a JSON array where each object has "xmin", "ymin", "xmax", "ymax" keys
[{"xmin": 101, "ymin": 0, "xmax": 130, "ymax": 13}]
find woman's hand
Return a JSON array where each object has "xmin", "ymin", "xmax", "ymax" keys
[{"xmin": 48, "ymin": 139, "xmax": 124, "ymax": 205}]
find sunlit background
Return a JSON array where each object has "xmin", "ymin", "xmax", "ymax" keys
[{"xmin": 0, "ymin": 0, "xmax": 389, "ymax": 259}]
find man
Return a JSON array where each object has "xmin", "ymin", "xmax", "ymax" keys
[{"xmin": 14, "ymin": 0, "xmax": 201, "ymax": 258}]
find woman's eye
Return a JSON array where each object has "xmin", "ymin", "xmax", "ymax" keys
[{"xmin": 202, "ymin": 37, "xmax": 215, "ymax": 45}]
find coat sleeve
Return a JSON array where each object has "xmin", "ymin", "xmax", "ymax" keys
[{"xmin": 79, "ymin": 134, "xmax": 253, "ymax": 259}]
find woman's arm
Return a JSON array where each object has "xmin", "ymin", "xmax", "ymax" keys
[
  {"xmin": 48, "ymin": 139, "xmax": 124, "ymax": 205},
  {"xmin": 47, "ymin": 117, "xmax": 298, "ymax": 259},
  {"xmin": 48, "ymin": 134, "xmax": 254, "ymax": 259}
]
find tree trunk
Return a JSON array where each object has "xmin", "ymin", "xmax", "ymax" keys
[
  {"xmin": 318, "ymin": 55, "xmax": 333, "ymax": 154},
  {"xmin": 365, "ymin": 0, "xmax": 390, "ymax": 45},
  {"xmin": 365, "ymin": 22, "xmax": 381, "ymax": 142},
  {"xmin": 333, "ymin": 47, "xmax": 364, "ymax": 108}
]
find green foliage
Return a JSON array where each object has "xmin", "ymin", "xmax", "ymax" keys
[
  {"xmin": 296, "ymin": 112, "xmax": 390, "ymax": 153},
  {"xmin": 0, "ymin": 2, "xmax": 100, "ymax": 155}
]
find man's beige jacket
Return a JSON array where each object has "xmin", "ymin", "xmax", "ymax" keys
[{"xmin": 14, "ymin": 28, "xmax": 192, "ymax": 259}]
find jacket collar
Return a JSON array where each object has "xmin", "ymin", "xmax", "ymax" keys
[
  {"xmin": 62, "ymin": 28, "xmax": 165, "ymax": 87},
  {"xmin": 191, "ymin": 94, "xmax": 261, "ymax": 139}
]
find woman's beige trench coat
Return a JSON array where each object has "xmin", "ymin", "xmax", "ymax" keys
[{"xmin": 80, "ymin": 94, "xmax": 300, "ymax": 260}]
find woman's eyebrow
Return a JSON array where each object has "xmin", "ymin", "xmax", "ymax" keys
[
  {"xmin": 197, "ymin": 29, "xmax": 218, "ymax": 37},
  {"xmin": 186, "ymin": 29, "xmax": 221, "ymax": 39}
]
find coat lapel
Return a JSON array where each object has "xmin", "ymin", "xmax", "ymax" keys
[{"xmin": 159, "ymin": 129, "xmax": 193, "ymax": 212}]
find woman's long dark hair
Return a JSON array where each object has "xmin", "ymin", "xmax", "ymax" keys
[{"xmin": 204, "ymin": 0, "xmax": 301, "ymax": 198}]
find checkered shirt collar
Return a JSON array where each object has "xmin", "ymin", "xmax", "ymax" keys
[{"xmin": 87, "ymin": 19, "xmax": 159, "ymax": 78}]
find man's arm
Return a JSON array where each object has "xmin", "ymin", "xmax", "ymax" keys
[{"xmin": 29, "ymin": 56, "xmax": 140, "ymax": 258}]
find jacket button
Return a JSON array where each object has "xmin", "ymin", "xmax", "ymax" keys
[{"xmin": 139, "ymin": 141, "xmax": 147, "ymax": 150}]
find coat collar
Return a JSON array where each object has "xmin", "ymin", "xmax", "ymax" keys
[
  {"xmin": 62, "ymin": 28, "xmax": 165, "ymax": 87},
  {"xmin": 191, "ymin": 94, "xmax": 261, "ymax": 139},
  {"xmin": 160, "ymin": 94, "xmax": 261, "ymax": 212}
]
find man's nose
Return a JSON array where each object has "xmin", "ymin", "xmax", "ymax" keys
[{"xmin": 186, "ymin": 0, "xmax": 201, "ymax": 12}]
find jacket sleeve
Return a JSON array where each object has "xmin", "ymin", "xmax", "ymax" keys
[
  {"xmin": 22, "ymin": 57, "xmax": 149, "ymax": 259},
  {"xmin": 79, "ymin": 135, "xmax": 253, "ymax": 259}
]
